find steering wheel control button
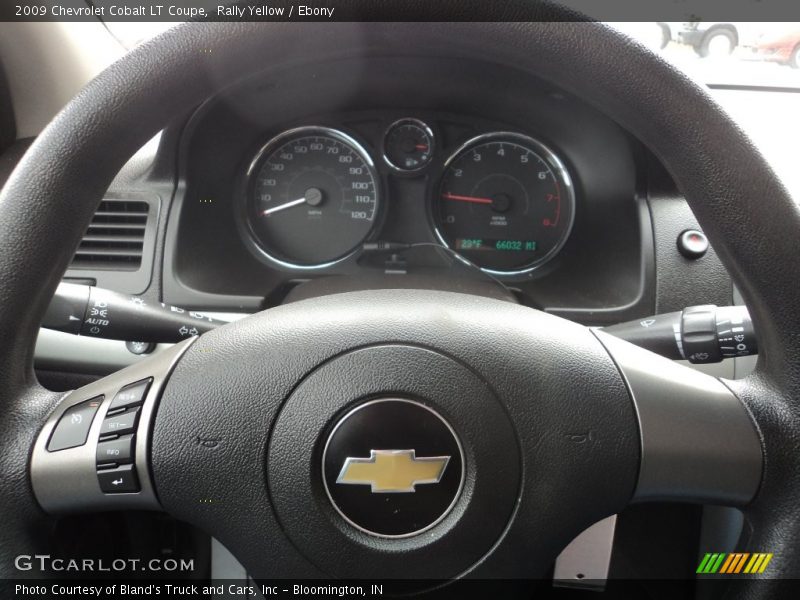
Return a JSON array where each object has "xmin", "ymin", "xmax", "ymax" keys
[
  {"xmin": 96, "ymin": 434, "xmax": 135, "ymax": 466},
  {"xmin": 97, "ymin": 464, "xmax": 140, "ymax": 494},
  {"xmin": 46, "ymin": 396, "xmax": 103, "ymax": 452},
  {"xmin": 109, "ymin": 378, "xmax": 152, "ymax": 411},
  {"xmin": 322, "ymin": 398, "xmax": 464, "ymax": 538},
  {"xmin": 678, "ymin": 229, "xmax": 709, "ymax": 259},
  {"xmin": 100, "ymin": 407, "xmax": 140, "ymax": 437}
]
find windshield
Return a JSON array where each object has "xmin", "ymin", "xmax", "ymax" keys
[
  {"xmin": 63, "ymin": 21, "xmax": 800, "ymax": 90},
  {"xmin": 5, "ymin": 19, "xmax": 798, "ymax": 195},
  {"xmin": 612, "ymin": 23, "xmax": 800, "ymax": 88}
]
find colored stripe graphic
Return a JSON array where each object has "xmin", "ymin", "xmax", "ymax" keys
[
  {"xmin": 698, "ymin": 553, "xmax": 725, "ymax": 573},
  {"xmin": 745, "ymin": 554, "xmax": 774, "ymax": 574},
  {"xmin": 734, "ymin": 553, "xmax": 750, "ymax": 573},
  {"xmin": 710, "ymin": 554, "xmax": 726, "ymax": 573},
  {"xmin": 698, "ymin": 553, "xmax": 773, "ymax": 574},
  {"xmin": 719, "ymin": 554, "xmax": 736, "ymax": 573},
  {"xmin": 758, "ymin": 554, "xmax": 773, "ymax": 573},
  {"xmin": 697, "ymin": 553, "xmax": 713, "ymax": 574},
  {"xmin": 744, "ymin": 554, "xmax": 760, "ymax": 574}
]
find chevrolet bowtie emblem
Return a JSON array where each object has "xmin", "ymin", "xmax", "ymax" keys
[{"xmin": 336, "ymin": 449, "xmax": 450, "ymax": 493}]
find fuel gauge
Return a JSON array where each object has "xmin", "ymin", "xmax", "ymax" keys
[{"xmin": 383, "ymin": 118, "xmax": 434, "ymax": 173}]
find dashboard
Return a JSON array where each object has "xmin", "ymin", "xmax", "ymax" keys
[
  {"xmin": 18, "ymin": 52, "xmax": 735, "ymax": 379},
  {"xmin": 163, "ymin": 56, "xmax": 651, "ymax": 323}
]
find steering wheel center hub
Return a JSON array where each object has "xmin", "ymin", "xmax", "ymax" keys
[
  {"xmin": 267, "ymin": 343, "xmax": 520, "ymax": 579},
  {"xmin": 322, "ymin": 398, "xmax": 465, "ymax": 538}
]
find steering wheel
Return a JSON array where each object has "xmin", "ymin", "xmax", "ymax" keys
[{"xmin": 1, "ymin": 15, "xmax": 799, "ymax": 597}]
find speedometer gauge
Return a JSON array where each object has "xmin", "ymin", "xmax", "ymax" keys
[
  {"xmin": 432, "ymin": 132, "xmax": 575, "ymax": 275},
  {"xmin": 243, "ymin": 127, "xmax": 379, "ymax": 268}
]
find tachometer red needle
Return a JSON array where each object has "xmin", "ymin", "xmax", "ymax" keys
[{"xmin": 441, "ymin": 193, "xmax": 493, "ymax": 205}]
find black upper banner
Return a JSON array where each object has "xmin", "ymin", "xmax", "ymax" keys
[{"xmin": 3, "ymin": 0, "xmax": 800, "ymax": 23}]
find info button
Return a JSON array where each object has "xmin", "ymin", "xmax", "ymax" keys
[{"xmin": 96, "ymin": 434, "xmax": 135, "ymax": 465}]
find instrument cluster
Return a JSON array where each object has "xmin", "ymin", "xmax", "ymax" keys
[
  {"xmin": 171, "ymin": 57, "xmax": 642, "ymax": 321},
  {"xmin": 239, "ymin": 119, "xmax": 576, "ymax": 276}
]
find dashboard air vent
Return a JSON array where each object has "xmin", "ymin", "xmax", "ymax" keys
[{"xmin": 70, "ymin": 199, "xmax": 150, "ymax": 271}]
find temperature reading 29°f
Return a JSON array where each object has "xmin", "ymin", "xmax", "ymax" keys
[{"xmin": 433, "ymin": 132, "xmax": 575, "ymax": 275}]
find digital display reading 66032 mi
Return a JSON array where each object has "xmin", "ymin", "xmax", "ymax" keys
[{"xmin": 455, "ymin": 239, "xmax": 537, "ymax": 252}]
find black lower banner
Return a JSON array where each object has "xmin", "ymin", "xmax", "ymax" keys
[{"xmin": 4, "ymin": 579, "xmax": 800, "ymax": 600}]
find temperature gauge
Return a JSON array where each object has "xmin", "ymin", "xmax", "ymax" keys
[{"xmin": 383, "ymin": 118, "xmax": 434, "ymax": 173}]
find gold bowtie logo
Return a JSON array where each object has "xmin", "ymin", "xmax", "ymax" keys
[{"xmin": 336, "ymin": 450, "xmax": 450, "ymax": 493}]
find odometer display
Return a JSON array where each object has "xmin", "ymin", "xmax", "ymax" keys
[
  {"xmin": 455, "ymin": 238, "xmax": 538, "ymax": 252},
  {"xmin": 244, "ymin": 127, "xmax": 379, "ymax": 268},
  {"xmin": 433, "ymin": 133, "xmax": 575, "ymax": 274}
]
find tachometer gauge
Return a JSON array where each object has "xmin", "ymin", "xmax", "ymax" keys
[
  {"xmin": 432, "ymin": 132, "xmax": 575, "ymax": 275},
  {"xmin": 243, "ymin": 127, "xmax": 379, "ymax": 268}
]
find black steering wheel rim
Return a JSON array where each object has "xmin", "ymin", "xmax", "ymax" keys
[{"xmin": 1, "ymin": 14, "xmax": 799, "ymax": 594}]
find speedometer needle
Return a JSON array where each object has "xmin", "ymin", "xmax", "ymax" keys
[
  {"xmin": 260, "ymin": 197, "xmax": 307, "ymax": 216},
  {"xmin": 441, "ymin": 192, "xmax": 494, "ymax": 205},
  {"xmin": 261, "ymin": 187, "xmax": 324, "ymax": 216}
]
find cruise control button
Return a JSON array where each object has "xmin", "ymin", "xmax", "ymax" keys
[
  {"xmin": 109, "ymin": 378, "xmax": 152, "ymax": 411},
  {"xmin": 97, "ymin": 464, "xmax": 140, "ymax": 493},
  {"xmin": 96, "ymin": 434, "xmax": 135, "ymax": 465},
  {"xmin": 47, "ymin": 396, "xmax": 103, "ymax": 452},
  {"xmin": 100, "ymin": 408, "xmax": 139, "ymax": 437}
]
